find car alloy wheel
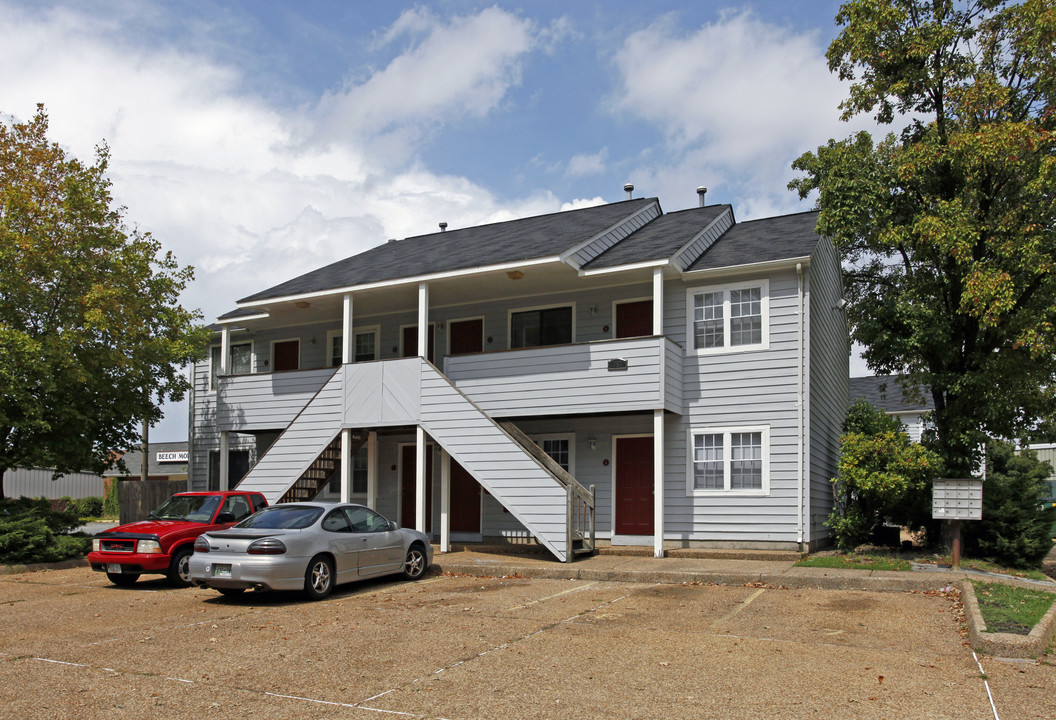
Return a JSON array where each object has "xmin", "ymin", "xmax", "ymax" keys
[
  {"xmin": 403, "ymin": 545, "xmax": 426, "ymax": 580},
  {"xmin": 304, "ymin": 555, "xmax": 334, "ymax": 600}
]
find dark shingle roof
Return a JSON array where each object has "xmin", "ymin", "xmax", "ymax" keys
[
  {"xmin": 582, "ymin": 204, "xmax": 731, "ymax": 269},
  {"xmin": 238, "ymin": 198, "xmax": 656, "ymax": 304},
  {"xmin": 849, "ymin": 374, "xmax": 934, "ymax": 413},
  {"xmin": 685, "ymin": 210, "xmax": 819, "ymax": 272}
]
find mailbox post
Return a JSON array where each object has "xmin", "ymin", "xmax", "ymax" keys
[{"xmin": 932, "ymin": 478, "xmax": 983, "ymax": 570}]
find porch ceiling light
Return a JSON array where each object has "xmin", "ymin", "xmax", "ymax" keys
[
  {"xmin": 506, "ymin": 270, "xmax": 524, "ymax": 280},
  {"xmin": 295, "ymin": 301, "xmax": 311, "ymax": 309}
]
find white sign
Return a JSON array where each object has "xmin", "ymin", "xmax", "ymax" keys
[
  {"xmin": 932, "ymin": 478, "xmax": 983, "ymax": 520},
  {"xmin": 157, "ymin": 451, "xmax": 188, "ymax": 463}
]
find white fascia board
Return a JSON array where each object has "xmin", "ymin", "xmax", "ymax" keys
[
  {"xmin": 680, "ymin": 255, "xmax": 812, "ymax": 281},
  {"xmin": 216, "ymin": 312, "xmax": 270, "ymax": 325},
  {"xmin": 578, "ymin": 259, "xmax": 669, "ymax": 277},
  {"xmin": 559, "ymin": 201, "xmax": 661, "ymax": 267},
  {"xmin": 236, "ymin": 255, "xmax": 561, "ymax": 310},
  {"xmin": 670, "ymin": 206, "xmax": 734, "ymax": 272}
]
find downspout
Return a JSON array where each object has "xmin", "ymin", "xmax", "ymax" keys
[{"xmin": 796, "ymin": 263, "xmax": 805, "ymax": 549}]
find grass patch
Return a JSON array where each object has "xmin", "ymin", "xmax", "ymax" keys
[
  {"xmin": 971, "ymin": 581, "xmax": 1056, "ymax": 635},
  {"xmin": 796, "ymin": 554, "xmax": 912, "ymax": 571},
  {"xmin": 946, "ymin": 556, "xmax": 1050, "ymax": 582}
]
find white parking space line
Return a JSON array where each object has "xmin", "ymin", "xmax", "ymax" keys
[
  {"xmin": 505, "ymin": 582, "xmax": 596, "ymax": 611},
  {"xmin": 712, "ymin": 587, "xmax": 765, "ymax": 626}
]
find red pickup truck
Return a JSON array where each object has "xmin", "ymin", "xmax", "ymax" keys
[{"xmin": 88, "ymin": 491, "xmax": 267, "ymax": 587}]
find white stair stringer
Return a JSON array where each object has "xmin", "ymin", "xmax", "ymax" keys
[
  {"xmin": 416, "ymin": 361, "xmax": 573, "ymax": 562},
  {"xmin": 231, "ymin": 367, "xmax": 344, "ymax": 503}
]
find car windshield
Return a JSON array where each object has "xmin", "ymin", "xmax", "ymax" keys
[
  {"xmin": 236, "ymin": 506, "xmax": 323, "ymax": 530},
  {"xmin": 150, "ymin": 495, "xmax": 221, "ymax": 523}
]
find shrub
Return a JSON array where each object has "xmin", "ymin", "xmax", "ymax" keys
[
  {"xmin": 962, "ymin": 442, "xmax": 1056, "ymax": 569},
  {"xmin": 104, "ymin": 479, "xmax": 120, "ymax": 518},
  {"xmin": 67, "ymin": 496, "xmax": 103, "ymax": 518},
  {"xmin": 827, "ymin": 400, "xmax": 943, "ymax": 551},
  {"xmin": 0, "ymin": 497, "xmax": 89, "ymax": 565}
]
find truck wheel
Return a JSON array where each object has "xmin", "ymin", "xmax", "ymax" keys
[
  {"xmin": 167, "ymin": 547, "xmax": 193, "ymax": 588},
  {"xmin": 106, "ymin": 572, "xmax": 139, "ymax": 586}
]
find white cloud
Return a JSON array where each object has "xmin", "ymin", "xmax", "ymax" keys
[
  {"xmin": 566, "ymin": 148, "xmax": 608, "ymax": 177},
  {"xmin": 610, "ymin": 9, "xmax": 879, "ymax": 218}
]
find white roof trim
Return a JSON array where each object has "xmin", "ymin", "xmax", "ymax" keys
[
  {"xmin": 578, "ymin": 259, "xmax": 670, "ymax": 277},
  {"xmin": 559, "ymin": 200, "xmax": 661, "ymax": 267},
  {"xmin": 237, "ymin": 255, "xmax": 561, "ymax": 310},
  {"xmin": 216, "ymin": 312, "xmax": 271, "ymax": 325},
  {"xmin": 670, "ymin": 206, "xmax": 734, "ymax": 272},
  {"xmin": 680, "ymin": 255, "xmax": 812, "ymax": 280}
]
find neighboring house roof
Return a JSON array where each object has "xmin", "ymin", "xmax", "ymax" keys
[
  {"xmin": 849, "ymin": 374, "xmax": 934, "ymax": 414},
  {"xmin": 226, "ymin": 197, "xmax": 823, "ymax": 317},
  {"xmin": 685, "ymin": 211, "xmax": 820, "ymax": 272}
]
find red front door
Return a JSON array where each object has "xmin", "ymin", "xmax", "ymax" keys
[
  {"xmin": 273, "ymin": 340, "xmax": 300, "ymax": 371},
  {"xmin": 400, "ymin": 444, "xmax": 433, "ymax": 532},
  {"xmin": 402, "ymin": 325, "xmax": 436, "ymax": 362},
  {"xmin": 614, "ymin": 436, "xmax": 654, "ymax": 535},
  {"xmin": 615, "ymin": 300, "xmax": 653, "ymax": 338},
  {"xmin": 450, "ymin": 461, "xmax": 482, "ymax": 533},
  {"xmin": 449, "ymin": 318, "xmax": 484, "ymax": 355}
]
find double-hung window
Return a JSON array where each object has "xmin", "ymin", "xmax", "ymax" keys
[
  {"xmin": 533, "ymin": 434, "xmax": 574, "ymax": 473},
  {"xmin": 327, "ymin": 328, "xmax": 379, "ymax": 366},
  {"xmin": 687, "ymin": 280, "xmax": 768, "ymax": 353},
  {"xmin": 209, "ymin": 342, "xmax": 252, "ymax": 391},
  {"xmin": 688, "ymin": 426, "xmax": 769, "ymax": 495}
]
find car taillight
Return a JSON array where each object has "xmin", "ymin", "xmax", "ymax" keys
[
  {"xmin": 194, "ymin": 536, "xmax": 210, "ymax": 553},
  {"xmin": 137, "ymin": 539, "xmax": 162, "ymax": 554},
  {"xmin": 247, "ymin": 537, "xmax": 286, "ymax": 555}
]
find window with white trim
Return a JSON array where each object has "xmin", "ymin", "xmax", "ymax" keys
[
  {"xmin": 510, "ymin": 305, "xmax": 573, "ymax": 348},
  {"xmin": 533, "ymin": 434, "xmax": 575, "ymax": 474},
  {"xmin": 687, "ymin": 280, "xmax": 768, "ymax": 353},
  {"xmin": 328, "ymin": 328, "xmax": 379, "ymax": 366},
  {"xmin": 209, "ymin": 342, "xmax": 252, "ymax": 391},
  {"xmin": 688, "ymin": 426, "xmax": 769, "ymax": 494}
]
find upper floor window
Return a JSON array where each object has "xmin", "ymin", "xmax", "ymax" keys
[
  {"xmin": 687, "ymin": 280, "xmax": 769, "ymax": 353},
  {"xmin": 688, "ymin": 426, "xmax": 769, "ymax": 495},
  {"xmin": 327, "ymin": 328, "xmax": 379, "ymax": 366},
  {"xmin": 209, "ymin": 342, "xmax": 252, "ymax": 391},
  {"xmin": 510, "ymin": 305, "xmax": 573, "ymax": 349}
]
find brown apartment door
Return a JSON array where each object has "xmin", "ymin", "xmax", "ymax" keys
[
  {"xmin": 450, "ymin": 461, "xmax": 482, "ymax": 533},
  {"xmin": 449, "ymin": 318, "xmax": 484, "ymax": 355},
  {"xmin": 273, "ymin": 340, "xmax": 300, "ymax": 371},
  {"xmin": 401, "ymin": 444, "xmax": 433, "ymax": 533},
  {"xmin": 615, "ymin": 300, "xmax": 653, "ymax": 338},
  {"xmin": 614, "ymin": 436, "xmax": 654, "ymax": 535},
  {"xmin": 402, "ymin": 325, "xmax": 436, "ymax": 363}
]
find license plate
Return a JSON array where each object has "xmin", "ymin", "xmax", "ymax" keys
[
  {"xmin": 107, "ymin": 564, "xmax": 124, "ymax": 573},
  {"xmin": 212, "ymin": 564, "xmax": 232, "ymax": 578}
]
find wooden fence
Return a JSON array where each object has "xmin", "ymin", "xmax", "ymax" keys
[{"xmin": 118, "ymin": 479, "xmax": 187, "ymax": 524}]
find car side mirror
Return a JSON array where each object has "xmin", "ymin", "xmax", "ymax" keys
[
  {"xmin": 389, "ymin": 521, "xmax": 398, "ymax": 531},
  {"xmin": 215, "ymin": 512, "xmax": 237, "ymax": 524}
]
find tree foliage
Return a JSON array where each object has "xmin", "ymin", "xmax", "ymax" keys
[
  {"xmin": 0, "ymin": 106, "xmax": 210, "ymax": 498},
  {"xmin": 790, "ymin": 0, "xmax": 1056, "ymax": 474},
  {"xmin": 829, "ymin": 400, "xmax": 943, "ymax": 550},
  {"xmin": 963, "ymin": 441, "xmax": 1056, "ymax": 567}
]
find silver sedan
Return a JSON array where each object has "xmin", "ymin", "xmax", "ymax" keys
[{"xmin": 188, "ymin": 502, "xmax": 433, "ymax": 600}]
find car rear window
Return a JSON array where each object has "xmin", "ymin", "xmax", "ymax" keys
[{"xmin": 236, "ymin": 506, "xmax": 323, "ymax": 529}]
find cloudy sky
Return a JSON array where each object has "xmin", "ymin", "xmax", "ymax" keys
[{"xmin": 2, "ymin": 0, "xmax": 881, "ymax": 441}]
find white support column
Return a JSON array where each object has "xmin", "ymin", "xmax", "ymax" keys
[
  {"xmin": 440, "ymin": 449, "xmax": 451, "ymax": 553},
  {"xmin": 366, "ymin": 431, "xmax": 378, "ymax": 509},
  {"xmin": 415, "ymin": 426, "xmax": 427, "ymax": 533},
  {"xmin": 220, "ymin": 324, "xmax": 231, "ymax": 374},
  {"xmin": 652, "ymin": 266, "xmax": 664, "ymax": 335},
  {"xmin": 653, "ymin": 410, "xmax": 665, "ymax": 558},
  {"xmin": 218, "ymin": 430, "xmax": 230, "ymax": 491},
  {"xmin": 653, "ymin": 266, "xmax": 666, "ymax": 558},
  {"xmin": 417, "ymin": 282, "xmax": 429, "ymax": 360},
  {"xmin": 340, "ymin": 428, "xmax": 352, "ymax": 503},
  {"xmin": 342, "ymin": 293, "xmax": 353, "ymax": 364}
]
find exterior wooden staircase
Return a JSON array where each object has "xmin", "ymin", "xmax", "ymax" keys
[{"xmin": 278, "ymin": 431, "xmax": 367, "ymax": 503}]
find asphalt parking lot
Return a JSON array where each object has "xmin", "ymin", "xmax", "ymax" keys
[{"xmin": 2, "ymin": 565, "xmax": 1053, "ymax": 719}]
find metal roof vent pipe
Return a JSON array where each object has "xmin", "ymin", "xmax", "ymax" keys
[
  {"xmin": 624, "ymin": 183, "xmax": 634, "ymax": 200},
  {"xmin": 439, "ymin": 222, "xmax": 447, "ymax": 232},
  {"xmin": 697, "ymin": 186, "xmax": 708, "ymax": 207}
]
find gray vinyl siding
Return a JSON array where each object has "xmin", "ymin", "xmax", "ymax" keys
[
  {"xmin": 672, "ymin": 207, "xmax": 734, "ymax": 270},
  {"xmin": 444, "ymin": 336, "xmax": 681, "ymax": 417},
  {"xmin": 3, "ymin": 468, "xmax": 104, "ymax": 499},
  {"xmin": 807, "ymin": 239, "xmax": 848, "ymax": 544},
  {"xmin": 217, "ymin": 368, "xmax": 334, "ymax": 431},
  {"xmin": 565, "ymin": 203, "xmax": 661, "ymax": 268},
  {"xmin": 663, "ymin": 270, "xmax": 805, "ymax": 545}
]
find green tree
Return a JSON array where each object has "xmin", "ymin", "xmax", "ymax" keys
[
  {"xmin": 790, "ymin": 0, "xmax": 1056, "ymax": 475},
  {"xmin": 963, "ymin": 441, "xmax": 1056, "ymax": 567},
  {"xmin": 0, "ymin": 106, "xmax": 210, "ymax": 499},
  {"xmin": 829, "ymin": 400, "xmax": 943, "ymax": 550}
]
